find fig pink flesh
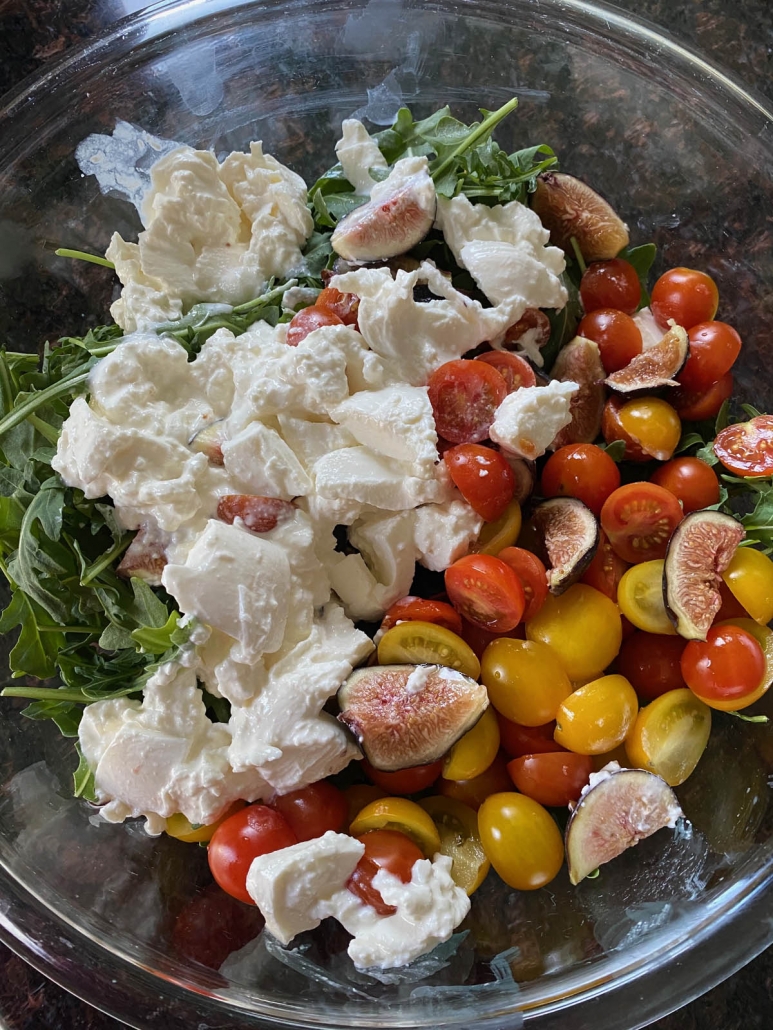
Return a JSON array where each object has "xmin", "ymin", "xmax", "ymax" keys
[{"xmin": 332, "ymin": 184, "xmax": 435, "ymax": 262}]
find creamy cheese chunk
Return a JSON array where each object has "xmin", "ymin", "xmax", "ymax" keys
[
  {"xmin": 334, "ymin": 119, "xmax": 388, "ymax": 195},
  {"xmin": 489, "ymin": 380, "xmax": 579, "ymax": 459}
]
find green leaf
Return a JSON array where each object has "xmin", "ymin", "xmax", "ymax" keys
[
  {"xmin": 676, "ymin": 431, "xmax": 707, "ymax": 455},
  {"xmin": 0, "ymin": 589, "xmax": 65, "ymax": 679},
  {"xmin": 73, "ymin": 743, "xmax": 98, "ymax": 801},
  {"xmin": 696, "ymin": 441, "xmax": 718, "ymax": 466},
  {"xmin": 541, "ymin": 272, "xmax": 582, "ymax": 373},
  {"xmin": 715, "ymin": 399, "xmax": 731, "ymax": 434},
  {"xmin": 132, "ymin": 609, "xmax": 183, "ymax": 655},
  {"xmin": 599, "ymin": 440, "xmax": 627, "ymax": 462},
  {"xmin": 21, "ymin": 699, "xmax": 82, "ymax": 737},
  {"xmin": 617, "ymin": 243, "xmax": 657, "ymax": 309}
]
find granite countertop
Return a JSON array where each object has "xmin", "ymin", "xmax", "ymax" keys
[{"xmin": 0, "ymin": 0, "xmax": 772, "ymax": 1027}]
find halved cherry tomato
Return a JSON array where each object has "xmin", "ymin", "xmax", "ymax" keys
[
  {"xmin": 650, "ymin": 457, "xmax": 720, "ymax": 514},
  {"xmin": 581, "ymin": 529, "xmax": 629, "ymax": 601},
  {"xmin": 474, "ymin": 499, "xmax": 523, "ymax": 555},
  {"xmin": 722, "ymin": 547, "xmax": 773, "ymax": 625},
  {"xmin": 681, "ymin": 625, "xmax": 766, "ymax": 702},
  {"xmin": 601, "ymin": 483, "xmax": 684, "ymax": 564},
  {"xmin": 443, "ymin": 707, "xmax": 500, "ymax": 781},
  {"xmin": 380, "ymin": 596, "xmax": 463, "ymax": 637},
  {"xmin": 445, "ymin": 554, "xmax": 526, "ymax": 633},
  {"xmin": 625, "ymin": 688, "xmax": 711, "ymax": 786},
  {"xmin": 349, "ymin": 797, "xmax": 441, "ymax": 857},
  {"xmin": 475, "ymin": 351, "xmax": 537, "ymax": 392},
  {"xmin": 616, "ymin": 631, "xmax": 687, "ymax": 701},
  {"xmin": 496, "ymin": 713, "xmax": 565, "ymax": 758},
  {"xmin": 270, "ymin": 781, "xmax": 348, "ymax": 842},
  {"xmin": 554, "ymin": 675, "xmax": 639, "ymax": 755},
  {"xmin": 315, "ymin": 286, "xmax": 359, "ymax": 325},
  {"xmin": 347, "ymin": 829, "xmax": 424, "ymax": 916},
  {"xmin": 672, "ymin": 371, "xmax": 733, "ymax": 421},
  {"xmin": 444, "ymin": 444, "xmax": 516, "ymax": 522},
  {"xmin": 616, "ymin": 397, "xmax": 682, "ymax": 462},
  {"xmin": 377, "ymin": 620, "xmax": 480, "ymax": 679},
  {"xmin": 361, "ymin": 759, "xmax": 443, "ymax": 795},
  {"xmin": 208, "ymin": 804, "xmax": 297, "ymax": 905},
  {"xmin": 481, "ymin": 638, "xmax": 572, "ymax": 726},
  {"xmin": 617, "ymin": 560, "xmax": 677, "ymax": 636},
  {"xmin": 650, "ymin": 267, "xmax": 719, "ymax": 330},
  {"xmin": 714, "ymin": 415, "xmax": 773, "ymax": 477},
  {"xmin": 419, "ymin": 796, "xmax": 490, "ymax": 894},
  {"xmin": 286, "ymin": 305, "xmax": 344, "ymax": 346},
  {"xmin": 167, "ymin": 800, "xmax": 246, "ymax": 843},
  {"xmin": 496, "ymin": 547, "xmax": 549, "ymax": 621},
  {"xmin": 580, "ymin": 258, "xmax": 641, "ymax": 316},
  {"xmin": 477, "ymin": 792, "xmax": 564, "ymax": 890},
  {"xmin": 428, "ymin": 360, "xmax": 508, "ymax": 444},
  {"xmin": 345, "ymin": 784, "xmax": 386, "ymax": 825},
  {"xmin": 507, "ymin": 751, "xmax": 594, "ymax": 808},
  {"xmin": 678, "ymin": 321, "xmax": 742, "ymax": 392},
  {"xmin": 438, "ymin": 751, "xmax": 513, "ymax": 810},
  {"xmin": 577, "ymin": 308, "xmax": 642, "ymax": 374},
  {"xmin": 540, "ymin": 444, "xmax": 621, "ymax": 516}
]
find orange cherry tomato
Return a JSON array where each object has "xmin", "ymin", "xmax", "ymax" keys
[
  {"xmin": 445, "ymin": 554, "xmax": 526, "ymax": 632},
  {"xmin": 650, "ymin": 267, "xmax": 719, "ymax": 330},
  {"xmin": 581, "ymin": 529, "xmax": 629, "ymax": 601},
  {"xmin": 475, "ymin": 351, "xmax": 537, "ymax": 392},
  {"xmin": 600, "ymin": 482, "xmax": 684, "ymax": 564},
  {"xmin": 714, "ymin": 415, "xmax": 773, "ymax": 478},
  {"xmin": 540, "ymin": 444, "xmax": 621, "ymax": 516},
  {"xmin": 616, "ymin": 631, "xmax": 688, "ymax": 701},
  {"xmin": 672, "ymin": 371, "xmax": 733, "ymax": 421},
  {"xmin": 496, "ymin": 713, "xmax": 565, "ymax": 759},
  {"xmin": 507, "ymin": 752, "xmax": 594, "ymax": 808},
  {"xmin": 496, "ymin": 547, "xmax": 549, "ymax": 621},
  {"xmin": 650, "ymin": 457, "xmax": 720, "ymax": 513},
  {"xmin": 577, "ymin": 308, "xmax": 643, "ymax": 373},
  {"xmin": 678, "ymin": 321, "xmax": 741, "ymax": 392},
  {"xmin": 361, "ymin": 759, "xmax": 443, "ymax": 795},
  {"xmin": 379, "ymin": 596, "xmax": 463, "ymax": 637},
  {"xmin": 347, "ymin": 829, "xmax": 424, "ymax": 915},
  {"xmin": 428, "ymin": 359, "xmax": 508, "ymax": 444},
  {"xmin": 580, "ymin": 258, "xmax": 641, "ymax": 315},
  {"xmin": 286, "ymin": 305, "xmax": 344, "ymax": 346},
  {"xmin": 444, "ymin": 444, "xmax": 516, "ymax": 522},
  {"xmin": 602, "ymin": 394, "xmax": 650, "ymax": 461},
  {"xmin": 438, "ymin": 751, "xmax": 513, "ymax": 810}
]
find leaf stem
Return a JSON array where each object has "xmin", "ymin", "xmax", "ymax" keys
[
  {"xmin": 1, "ymin": 685, "xmax": 135, "ymax": 703},
  {"xmin": 28, "ymin": 414, "xmax": 61, "ymax": 445},
  {"xmin": 55, "ymin": 248, "xmax": 115, "ymax": 270},
  {"xmin": 570, "ymin": 236, "xmax": 587, "ymax": 274},
  {"xmin": 431, "ymin": 96, "xmax": 519, "ymax": 184},
  {"xmin": 80, "ymin": 535, "xmax": 133, "ymax": 586},
  {"xmin": 0, "ymin": 367, "xmax": 92, "ymax": 439}
]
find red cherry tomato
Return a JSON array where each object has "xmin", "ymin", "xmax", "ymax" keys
[
  {"xmin": 444, "ymin": 444, "xmax": 516, "ymax": 521},
  {"xmin": 428, "ymin": 360, "xmax": 508, "ymax": 444},
  {"xmin": 459, "ymin": 618, "xmax": 524, "ymax": 659},
  {"xmin": 507, "ymin": 752, "xmax": 594, "ymax": 808},
  {"xmin": 347, "ymin": 829, "xmax": 424, "ymax": 916},
  {"xmin": 577, "ymin": 308, "xmax": 643, "ymax": 374},
  {"xmin": 681, "ymin": 625, "xmax": 765, "ymax": 702},
  {"xmin": 540, "ymin": 444, "xmax": 621, "ymax": 516},
  {"xmin": 496, "ymin": 713, "xmax": 565, "ymax": 758},
  {"xmin": 580, "ymin": 258, "xmax": 641, "ymax": 315},
  {"xmin": 361, "ymin": 759, "xmax": 443, "ymax": 795},
  {"xmin": 316, "ymin": 286, "xmax": 359, "ymax": 325},
  {"xmin": 650, "ymin": 267, "xmax": 719, "ymax": 331},
  {"xmin": 496, "ymin": 547, "xmax": 549, "ymax": 622},
  {"xmin": 714, "ymin": 579, "xmax": 749, "ymax": 623},
  {"xmin": 437, "ymin": 751, "xmax": 513, "ymax": 810},
  {"xmin": 678, "ymin": 322, "xmax": 742, "ymax": 392},
  {"xmin": 208, "ymin": 805, "xmax": 298, "ymax": 905},
  {"xmin": 600, "ymin": 482, "xmax": 684, "ymax": 564},
  {"xmin": 475, "ymin": 351, "xmax": 537, "ymax": 393},
  {"xmin": 380, "ymin": 596, "xmax": 463, "ymax": 637},
  {"xmin": 286, "ymin": 305, "xmax": 344, "ymax": 346},
  {"xmin": 649, "ymin": 457, "xmax": 720, "ymax": 514},
  {"xmin": 172, "ymin": 884, "xmax": 265, "ymax": 970},
  {"xmin": 445, "ymin": 554, "xmax": 526, "ymax": 632},
  {"xmin": 714, "ymin": 415, "xmax": 773, "ymax": 478},
  {"xmin": 616, "ymin": 631, "xmax": 688, "ymax": 701},
  {"xmin": 672, "ymin": 371, "xmax": 733, "ymax": 422},
  {"xmin": 580, "ymin": 529, "xmax": 629, "ymax": 601},
  {"xmin": 270, "ymin": 781, "xmax": 348, "ymax": 842}
]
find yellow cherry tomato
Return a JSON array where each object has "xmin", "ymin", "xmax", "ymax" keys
[
  {"xmin": 377, "ymin": 620, "xmax": 480, "ymax": 680},
  {"xmin": 166, "ymin": 800, "xmax": 246, "ymax": 843},
  {"xmin": 722, "ymin": 547, "xmax": 773, "ymax": 625},
  {"xmin": 443, "ymin": 706, "xmax": 500, "ymax": 781},
  {"xmin": 617, "ymin": 559, "xmax": 676, "ymax": 636},
  {"xmin": 618, "ymin": 397, "xmax": 681, "ymax": 461},
  {"xmin": 349, "ymin": 797, "xmax": 442, "ymax": 857},
  {"xmin": 473, "ymin": 499, "xmax": 522, "ymax": 555},
  {"xmin": 555, "ymin": 674, "xmax": 639, "ymax": 755},
  {"xmin": 477, "ymin": 792, "xmax": 564, "ymax": 890},
  {"xmin": 625, "ymin": 688, "xmax": 711, "ymax": 786},
  {"xmin": 526, "ymin": 584, "xmax": 622, "ymax": 682},
  {"xmin": 692, "ymin": 619, "xmax": 773, "ymax": 711},
  {"xmin": 419, "ymin": 796, "xmax": 490, "ymax": 895},
  {"xmin": 481, "ymin": 638, "xmax": 572, "ymax": 726},
  {"xmin": 344, "ymin": 784, "xmax": 387, "ymax": 826}
]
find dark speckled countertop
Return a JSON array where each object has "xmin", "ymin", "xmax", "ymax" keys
[{"xmin": 0, "ymin": 1, "xmax": 772, "ymax": 1027}]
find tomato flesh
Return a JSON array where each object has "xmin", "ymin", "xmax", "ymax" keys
[
  {"xmin": 475, "ymin": 351, "xmax": 537, "ymax": 393},
  {"xmin": 600, "ymin": 482, "xmax": 684, "ymax": 564},
  {"xmin": 714, "ymin": 415, "xmax": 773, "ymax": 477},
  {"xmin": 208, "ymin": 804, "xmax": 298, "ymax": 905},
  {"xmin": 380, "ymin": 596, "xmax": 463, "ymax": 637},
  {"xmin": 316, "ymin": 286, "xmax": 359, "ymax": 325},
  {"xmin": 428, "ymin": 359, "xmax": 508, "ymax": 444},
  {"xmin": 445, "ymin": 554, "xmax": 526, "ymax": 632},
  {"xmin": 270, "ymin": 781, "xmax": 348, "ymax": 842},
  {"xmin": 444, "ymin": 443, "xmax": 516, "ymax": 521},
  {"xmin": 286, "ymin": 305, "xmax": 344, "ymax": 346}
]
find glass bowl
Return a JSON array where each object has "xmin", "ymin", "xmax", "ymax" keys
[{"xmin": 1, "ymin": 1, "xmax": 773, "ymax": 1028}]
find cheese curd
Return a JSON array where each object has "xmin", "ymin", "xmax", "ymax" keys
[
  {"xmin": 489, "ymin": 380, "xmax": 579, "ymax": 459},
  {"xmin": 334, "ymin": 119, "xmax": 388, "ymax": 195}
]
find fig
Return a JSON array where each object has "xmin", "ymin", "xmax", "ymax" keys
[
  {"xmin": 532, "ymin": 497, "xmax": 599, "ymax": 594},
  {"xmin": 117, "ymin": 523, "xmax": 168, "ymax": 586},
  {"xmin": 189, "ymin": 420, "xmax": 225, "ymax": 465},
  {"xmin": 217, "ymin": 495, "xmax": 295, "ymax": 534},
  {"xmin": 502, "ymin": 455, "xmax": 537, "ymax": 504},
  {"xmin": 503, "ymin": 308, "xmax": 552, "ymax": 367},
  {"xmin": 565, "ymin": 764, "xmax": 683, "ymax": 885},
  {"xmin": 531, "ymin": 172, "xmax": 629, "ymax": 262},
  {"xmin": 663, "ymin": 510, "xmax": 745, "ymax": 640},
  {"xmin": 550, "ymin": 336, "xmax": 606, "ymax": 449},
  {"xmin": 337, "ymin": 664, "xmax": 488, "ymax": 772},
  {"xmin": 605, "ymin": 325, "xmax": 689, "ymax": 393}
]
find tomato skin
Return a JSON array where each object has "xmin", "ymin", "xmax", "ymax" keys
[
  {"xmin": 507, "ymin": 752, "xmax": 594, "ymax": 807},
  {"xmin": 438, "ymin": 751, "xmax": 513, "ymax": 810},
  {"xmin": 475, "ymin": 351, "xmax": 537, "ymax": 392},
  {"xmin": 459, "ymin": 617, "xmax": 524, "ymax": 659},
  {"xmin": 625, "ymin": 688, "xmax": 711, "ymax": 787},
  {"xmin": 577, "ymin": 308, "xmax": 643, "ymax": 374},
  {"xmin": 672, "ymin": 371, "xmax": 733, "ymax": 421},
  {"xmin": 714, "ymin": 415, "xmax": 773, "ymax": 478},
  {"xmin": 496, "ymin": 547, "xmax": 549, "ymax": 622},
  {"xmin": 172, "ymin": 884, "xmax": 265, "ymax": 970},
  {"xmin": 481, "ymin": 638, "xmax": 572, "ymax": 726},
  {"xmin": 525, "ymin": 584, "xmax": 622, "ymax": 682},
  {"xmin": 208, "ymin": 805, "xmax": 298, "ymax": 905},
  {"xmin": 347, "ymin": 829, "xmax": 424, "ymax": 916},
  {"xmin": 445, "ymin": 554, "xmax": 526, "ymax": 633},
  {"xmin": 286, "ymin": 305, "xmax": 344, "ymax": 346},
  {"xmin": 496, "ymin": 713, "xmax": 565, "ymax": 758},
  {"xmin": 270, "ymin": 781, "xmax": 348, "ymax": 842},
  {"xmin": 315, "ymin": 286, "xmax": 359, "ymax": 325},
  {"xmin": 345, "ymin": 784, "xmax": 386, "ymax": 825},
  {"xmin": 679, "ymin": 321, "xmax": 742, "ymax": 392},
  {"xmin": 474, "ymin": 499, "xmax": 523, "ymax": 556},
  {"xmin": 380, "ymin": 596, "xmax": 463, "ymax": 637},
  {"xmin": 602, "ymin": 395, "xmax": 650, "ymax": 462},
  {"xmin": 580, "ymin": 258, "xmax": 641, "ymax": 316},
  {"xmin": 540, "ymin": 444, "xmax": 621, "ymax": 516},
  {"xmin": 581, "ymin": 529, "xmax": 629, "ymax": 600},
  {"xmin": 650, "ymin": 267, "xmax": 719, "ymax": 330},
  {"xmin": 616, "ymin": 397, "xmax": 682, "ymax": 463},
  {"xmin": 428, "ymin": 359, "xmax": 508, "ymax": 444},
  {"xmin": 554, "ymin": 675, "xmax": 639, "ymax": 755},
  {"xmin": 443, "ymin": 707, "xmax": 500, "ymax": 781},
  {"xmin": 477, "ymin": 792, "xmax": 564, "ymax": 890},
  {"xmin": 722, "ymin": 547, "xmax": 773, "ymax": 625},
  {"xmin": 444, "ymin": 444, "xmax": 516, "ymax": 521},
  {"xmin": 650, "ymin": 457, "xmax": 720, "ymax": 514},
  {"xmin": 616, "ymin": 631, "xmax": 687, "ymax": 701},
  {"xmin": 600, "ymin": 482, "xmax": 684, "ymax": 564},
  {"xmin": 361, "ymin": 759, "xmax": 443, "ymax": 795},
  {"xmin": 681, "ymin": 625, "xmax": 766, "ymax": 702}
]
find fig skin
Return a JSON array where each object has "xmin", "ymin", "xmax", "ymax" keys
[
  {"xmin": 189, "ymin": 421, "xmax": 225, "ymax": 465},
  {"xmin": 663, "ymin": 510, "xmax": 745, "ymax": 640},
  {"xmin": 551, "ymin": 336, "xmax": 606, "ymax": 449},
  {"xmin": 532, "ymin": 172, "xmax": 629, "ymax": 262},
  {"xmin": 532, "ymin": 497, "xmax": 599, "ymax": 595},
  {"xmin": 605, "ymin": 325, "xmax": 689, "ymax": 393}
]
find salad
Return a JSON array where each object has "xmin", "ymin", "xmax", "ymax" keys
[{"xmin": 1, "ymin": 97, "xmax": 773, "ymax": 974}]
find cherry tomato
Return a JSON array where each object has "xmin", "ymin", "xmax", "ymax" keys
[
  {"xmin": 496, "ymin": 714, "xmax": 565, "ymax": 758},
  {"xmin": 459, "ymin": 617, "xmax": 523, "ymax": 660},
  {"xmin": 722, "ymin": 547, "xmax": 773, "ymax": 625},
  {"xmin": 419, "ymin": 796, "xmax": 490, "ymax": 894},
  {"xmin": 428, "ymin": 359, "xmax": 508, "ymax": 444},
  {"xmin": 380, "ymin": 596, "xmax": 463, "ymax": 637},
  {"xmin": 672, "ymin": 371, "xmax": 733, "ymax": 421},
  {"xmin": 444, "ymin": 444, "xmax": 516, "ymax": 522},
  {"xmin": 617, "ymin": 560, "xmax": 676, "ymax": 636},
  {"xmin": 581, "ymin": 529, "xmax": 629, "ymax": 601},
  {"xmin": 477, "ymin": 792, "xmax": 564, "ymax": 890},
  {"xmin": 507, "ymin": 752, "xmax": 594, "ymax": 807},
  {"xmin": 475, "ymin": 351, "xmax": 537, "ymax": 392},
  {"xmin": 438, "ymin": 751, "xmax": 513, "ymax": 810},
  {"xmin": 650, "ymin": 457, "xmax": 720, "ymax": 514},
  {"xmin": 577, "ymin": 308, "xmax": 642, "ymax": 374},
  {"xmin": 601, "ymin": 482, "xmax": 684, "ymax": 564},
  {"xmin": 540, "ymin": 444, "xmax": 621, "ymax": 516},
  {"xmin": 616, "ymin": 397, "xmax": 682, "ymax": 462},
  {"xmin": 315, "ymin": 286, "xmax": 359, "ymax": 325},
  {"xmin": 616, "ymin": 631, "xmax": 687, "ymax": 701},
  {"xmin": 208, "ymin": 804, "xmax": 297, "ymax": 905},
  {"xmin": 650, "ymin": 267, "xmax": 719, "ymax": 330},
  {"xmin": 496, "ymin": 547, "xmax": 549, "ymax": 621},
  {"xmin": 714, "ymin": 578, "xmax": 750, "ymax": 623},
  {"xmin": 473, "ymin": 499, "xmax": 523, "ymax": 555},
  {"xmin": 361, "ymin": 759, "xmax": 443, "ymax": 795},
  {"xmin": 625, "ymin": 688, "xmax": 711, "ymax": 787},
  {"xmin": 349, "ymin": 797, "xmax": 441, "ymax": 856},
  {"xmin": 704, "ymin": 618, "xmax": 773, "ymax": 711},
  {"xmin": 286, "ymin": 305, "xmax": 344, "ymax": 346},
  {"xmin": 678, "ymin": 321, "xmax": 742, "ymax": 392},
  {"xmin": 344, "ymin": 784, "xmax": 386, "ymax": 825},
  {"xmin": 526, "ymin": 584, "xmax": 622, "ymax": 682},
  {"xmin": 377, "ymin": 620, "xmax": 480, "ymax": 680},
  {"xmin": 443, "ymin": 707, "xmax": 500, "ymax": 781},
  {"xmin": 347, "ymin": 829, "xmax": 424, "ymax": 916},
  {"xmin": 580, "ymin": 258, "xmax": 641, "ymax": 316},
  {"xmin": 482, "ymin": 638, "xmax": 572, "ymax": 726},
  {"xmin": 554, "ymin": 675, "xmax": 639, "ymax": 755},
  {"xmin": 167, "ymin": 800, "xmax": 246, "ymax": 843},
  {"xmin": 445, "ymin": 554, "xmax": 526, "ymax": 633},
  {"xmin": 270, "ymin": 781, "xmax": 348, "ymax": 842},
  {"xmin": 681, "ymin": 625, "xmax": 766, "ymax": 702},
  {"xmin": 172, "ymin": 884, "xmax": 265, "ymax": 970},
  {"xmin": 602, "ymin": 394, "xmax": 650, "ymax": 462},
  {"xmin": 714, "ymin": 415, "xmax": 773, "ymax": 478}
]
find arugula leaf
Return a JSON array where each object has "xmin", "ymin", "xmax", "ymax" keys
[
  {"xmin": 73, "ymin": 743, "xmax": 98, "ymax": 801},
  {"xmin": 599, "ymin": 440, "xmax": 627, "ymax": 463},
  {"xmin": 617, "ymin": 243, "xmax": 657, "ymax": 310},
  {"xmin": 21, "ymin": 699, "xmax": 82, "ymax": 737},
  {"xmin": 0, "ymin": 587, "xmax": 66, "ymax": 679},
  {"xmin": 541, "ymin": 272, "xmax": 582, "ymax": 373}
]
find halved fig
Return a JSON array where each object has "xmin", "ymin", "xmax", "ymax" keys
[
  {"xmin": 217, "ymin": 495, "xmax": 295, "ymax": 534},
  {"xmin": 117, "ymin": 523, "xmax": 168, "ymax": 585},
  {"xmin": 566, "ymin": 764, "xmax": 683, "ymax": 885},
  {"xmin": 663, "ymin": 510, "xmax": 745, "ymax": 640},
  {"xmin": 189, "ymin": 420, "xmax": 225, "ymax": 466},
  {"xmin": 531, "ymin": 172, "xmax": 629, "ymax": 261},
  {"xmin": 550, "ymin": 336, "xmax": 606, "ymax": 449},
  {"xmin": 605, "ymin": 325, "xmax": 689, "ymax": 393},
  {"xmin": 532, "ymin": 497, "xmax": 599, "ymax": 594},
  {"xmin": 337, "ymin": 664, "xmax": 488, "ymax": 772}
]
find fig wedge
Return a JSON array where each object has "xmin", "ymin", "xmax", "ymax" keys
[
  {"xmin": 664, "ymin": 510, "xmax": 745, "ymax": 640},
  {"xmin": 189, "ymin": 420, "xmax": 225, "ymax": 465},
  {"xmin": 532, "ymin": 497, "xmax": 599, "ymax": 594},
  {"xmin": 550, "ymin": 336, "xmax": 606, "ymax": 448},
  {"xmin": 337, "ymin": 664, "xmax": 488, "ymax": 772},
  {"xmin": 605, "ymin": 325, "xmax": 689, "ymax": 393},
  {"xmin": 532, "ymin": 172, "xmax": 629, "ymax": 261},
  {"xmin": 566, "ymin": 764, "xmax": 683, "ymax": 885}
]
